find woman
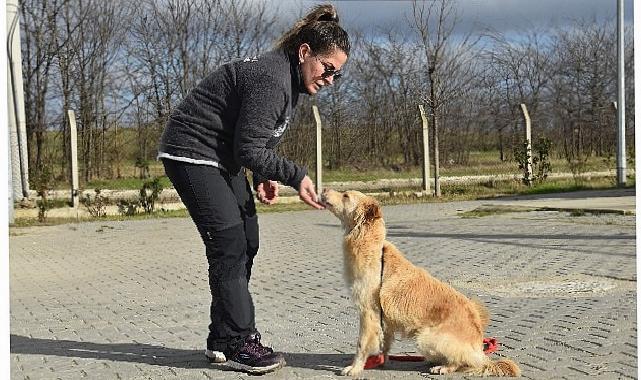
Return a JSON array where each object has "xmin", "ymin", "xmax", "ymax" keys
[{"xmin": 158, "ymin": 4, "xmax": 349, "ymax": 375}]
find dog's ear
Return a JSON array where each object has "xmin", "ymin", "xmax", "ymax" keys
[{"xmin": 362, "ymin": 198, "xmax": 382, "ymax": 223}]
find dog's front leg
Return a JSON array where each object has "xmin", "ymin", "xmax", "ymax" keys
[
  {"xmin": 381, "ymin": 323, "xmax": 395, "ymax": 362},
  {"xmin": 341, "ymin": 309, "xmax": 381, "ymax": 377}
]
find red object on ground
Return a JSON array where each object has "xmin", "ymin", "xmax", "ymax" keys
[
  {"xmin": 364, "ymin": 354, "xmax": 385, "ymax": 369},
  {"xmin": 483, "ymin": 337, "xmax": 498, "ymax": 354},
  {"xmin": 363, "ymin": 337, "xmax": 499, "ymax": 369}
]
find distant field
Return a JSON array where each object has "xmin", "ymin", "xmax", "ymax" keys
[{"xmin": 52, "ymin": 151, "xmax": 617, "ymax": 190}]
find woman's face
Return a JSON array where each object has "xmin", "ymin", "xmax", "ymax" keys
[{"xmin": 298, "ymin": 44, "xmax": 348, "ymax": 95}]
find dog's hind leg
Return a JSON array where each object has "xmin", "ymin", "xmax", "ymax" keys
[
  {"xmin": 416, "ymin": 330, "xmax": 486, "ymax": 375},
  {"xmin": 341, "ymin": 310, "xmax": 381, "ymax": 377}
]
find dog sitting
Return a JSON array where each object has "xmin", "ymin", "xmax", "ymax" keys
[{"xmin": 320, "ymin": 189, "xmax": 521, "ymax": 377}]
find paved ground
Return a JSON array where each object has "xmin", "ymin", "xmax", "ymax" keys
[{"xmin": 9, "ymin": 189, "xmax": 637, "ymax": 379}]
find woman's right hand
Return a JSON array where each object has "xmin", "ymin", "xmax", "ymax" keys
[{"xmin": 298, "ymin": 175, "xmax": 325, "ymax": 210}]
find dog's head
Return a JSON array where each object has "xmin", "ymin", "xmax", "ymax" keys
[{"xmin": 320, "ymin": 189, "xmax": 382, "ymax": 232}]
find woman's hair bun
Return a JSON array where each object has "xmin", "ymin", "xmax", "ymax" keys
[
  {"xmin": 311, "ymin": 4, "xmax": 338, "ymax": 23},
  {"xmin": 317, "ymin": 12, "xmax": 338, "ymax": 23}
]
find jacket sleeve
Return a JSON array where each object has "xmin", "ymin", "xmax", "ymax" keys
[
  {"xmin": 251, "ymin": 171, "xmax": 266, "ymax": 192},
  {"xmin": 233, "ymin": 74, "xmax": 307, "ymax": 190}
]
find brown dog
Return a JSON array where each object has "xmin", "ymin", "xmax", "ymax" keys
[{"xmin": 320, "ymin": 189, "xmax": 521, "ymax": 377}]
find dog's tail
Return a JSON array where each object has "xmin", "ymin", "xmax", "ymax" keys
[{"xmin": 467, "ymin": 358, "xmax": 521, "ymax": 377}]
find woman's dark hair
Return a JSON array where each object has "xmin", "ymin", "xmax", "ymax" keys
[{"xmin": 276, "ymin": 4, "xmax": 350, "ymax": 57}]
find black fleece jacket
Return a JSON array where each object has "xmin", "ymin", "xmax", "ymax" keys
[{"xmin": 158, "ymin": 49, "xmax": 307, "ymax": 190}]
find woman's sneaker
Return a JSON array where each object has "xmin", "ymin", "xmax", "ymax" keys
[{"xmin": 225, "ymin": 333, "xmax": 285, "ymax": 374}]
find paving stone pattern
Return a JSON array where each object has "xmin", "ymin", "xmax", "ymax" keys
[{"xmin": 10, "ymin": 200, "xmax": 637, "ymax": 379}]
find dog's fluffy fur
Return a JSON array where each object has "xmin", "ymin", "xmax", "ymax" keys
[{"xmin": 321, "ymin": 189, "xmax": 520, "ymax": 377}]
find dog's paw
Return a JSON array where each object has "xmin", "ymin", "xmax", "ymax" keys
[
  {"xmin": 429, "ymin": 365, "xmax": 457, "ymax": 375},
  {"xmin": 341, "ymin": 365, "xmax": 363, "ymax": 377},
  {"xmin": 340, "ymin": 365, "xmax": 353, "ymax": 376}
]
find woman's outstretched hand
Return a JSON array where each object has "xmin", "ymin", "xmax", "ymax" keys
[{"xmin": 298, "ymin": 176, "xmax": 325, "ymax": 210}]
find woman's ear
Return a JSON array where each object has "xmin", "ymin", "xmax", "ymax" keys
[{"xmin": 298, "ymin": 43, "xmax": 311, "ymax": 63}]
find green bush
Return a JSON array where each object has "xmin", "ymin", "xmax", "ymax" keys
[
  {"xmin": 81, "ymin": 189, "xmax": 108, "ymax": 217},
  {"xmin": 514, "ymin": 137, "xmax": 553, "ymax": 186},
  {"xmin": 139, "ymin": 177, "xmax": 164, "ymax": 213},
  {"xmin": 34, "ymin": 166, "xmax": 56, "ymax": 222},
  {"xmin": 117, "ymin": 199, "xmax": 140, "ymax": 216}
]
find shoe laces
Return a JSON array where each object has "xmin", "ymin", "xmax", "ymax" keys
[{"xmin": 246, "ymin": 332, "xmax": 273, "ymax": 356}]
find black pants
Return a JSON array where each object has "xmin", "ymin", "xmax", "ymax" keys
[{"xmin": 162, "ymin": 159, "xmax": 258, "ymax": 356}]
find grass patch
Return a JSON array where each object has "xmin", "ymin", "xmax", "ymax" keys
[
  {"xmin": 11, "ymin": 208, "xmax": 191, "ymax": 228},
  {"xmin": 257, "ymin": 202, "xmax": 311, "ymax": 213},
  {"xmin": 42, "ymin": 199, "xmax": 73, "ymax": 208},
  {"xmin": 569, "ymin": 209, "xmax": 587, "ymax": 217},
  {"xmin": 458, "ymin": 206, "xmax": 535, "ymax": 218}
]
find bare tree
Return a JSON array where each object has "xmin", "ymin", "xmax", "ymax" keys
[
  {"xmin": 61, "ymin": 0, "xmax": 131, "ymax": 181},
  {"xmin": 550, "ymin": 20, "xmax": 617, "ymax": 162},
  {"xmin": 484, "ymin": 28, "xmax": 553, "ymax": 162},
  {"xmin": 21, "ymin": 0, "xmax": 66, "ymax": 181},
  {"xmin": 411, "ymin": 0, "xmax": 479, "ymax": 196}
]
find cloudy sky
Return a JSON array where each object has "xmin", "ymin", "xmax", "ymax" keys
[{"xmin": 270, "ymin": 0, "xmax": 634, "ymax": 36}]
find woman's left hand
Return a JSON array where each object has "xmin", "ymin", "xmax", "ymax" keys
[{"xmin": 256, "ymin": 180, "xmax": 279, "ymax": 205}]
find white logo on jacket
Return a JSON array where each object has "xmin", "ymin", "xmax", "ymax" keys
[{"xmin": 273, "ymin": 117, "xmax": 289, "ymax": 138}]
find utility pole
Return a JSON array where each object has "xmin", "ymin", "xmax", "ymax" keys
[
  {"xmin": 616, "ymin": 0, "xmax": 626, "ymax": 186},
  {"xmin": 68, "ymin": 110, "xmax": 80, "ymax": 208},
  {"xmin": 7, "ymin": 0, "xmax": 30, "ymax": 200}
]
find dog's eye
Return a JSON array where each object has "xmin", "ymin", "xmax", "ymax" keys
[{"xmin": 343, "ymin": 194, "xmax": 349, "ymax": 200}]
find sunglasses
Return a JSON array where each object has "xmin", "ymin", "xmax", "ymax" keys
[{"xmin": 317, "ymin": 58, "xmax": 343, "ymax": 80}]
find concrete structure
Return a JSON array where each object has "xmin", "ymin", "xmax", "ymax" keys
[{"xmin": 7, "ymin": 0, "xmax": 30, "ymax": 201}]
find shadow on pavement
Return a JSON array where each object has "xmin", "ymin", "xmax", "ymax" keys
[
  {"xmin": 11, "ymin": 335, "xmax": 431, "ymax": 373},
  {"xmin": 11, "ymin": 334, "xmax": 211, "ymax": 369}
]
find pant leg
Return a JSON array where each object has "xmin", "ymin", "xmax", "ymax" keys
[
  {"xmin": 162, "ymin": 159, "xmax": 256, "ymax": 355},
  {"xmin": 230, "ymin": 171, "xmax": 259, "ymax": 282}
]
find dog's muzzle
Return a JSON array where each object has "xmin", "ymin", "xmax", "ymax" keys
[{"xmin": 319, "ymin": 189, "xmax": 330, "ymax": 207}]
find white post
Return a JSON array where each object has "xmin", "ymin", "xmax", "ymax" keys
[
  {"xmin": 7, "ymin": 0, "xmax": 29, "ymax": 199},
  {"xmin": 312, "ymin": 105, "xmax": 322, "ymax": 195},
  {"xmin": 68, "ymin": 110, "xmax": 80, "ymax": 208},
  {"xmin": 418, "ymin": 105, "xmax": 431, "ymax": 193},
  {"xmin": 520, "ymin": 104, "xmax": 533, "ymax": 185},
  {"xmin": 616, "ymin": 0, "xmax": 626, "ymax": 186}
]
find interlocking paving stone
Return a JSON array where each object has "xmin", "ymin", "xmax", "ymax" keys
[{"xmin": 10, "ymin": 200, "xmax": 637, "ymax": 379}]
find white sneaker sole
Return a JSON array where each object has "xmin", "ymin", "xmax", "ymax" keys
[{"xmin": 225, "ymin": 358, "xmax": 285, "ymax": 374}]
